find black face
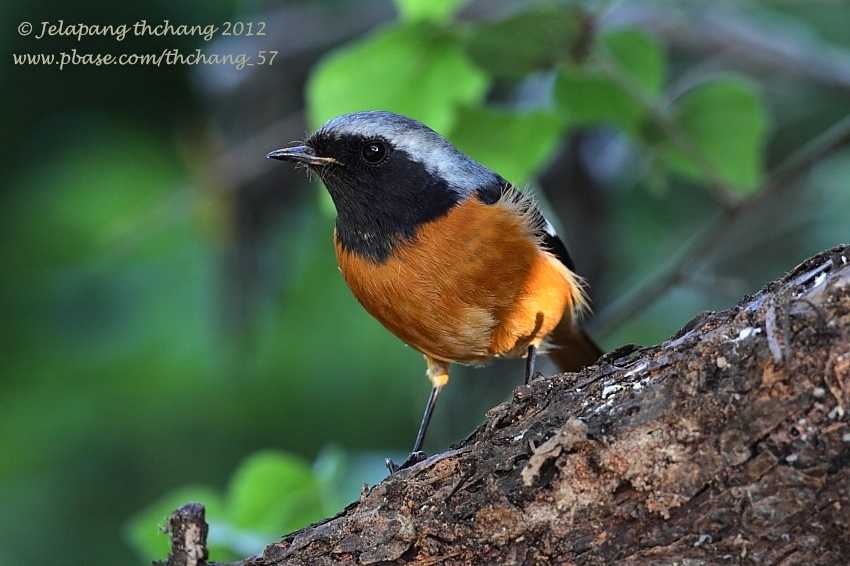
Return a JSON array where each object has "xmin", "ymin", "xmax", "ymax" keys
[{"xmin": 301, "ymin": 131, "xmax": 462, "ymax": 263}]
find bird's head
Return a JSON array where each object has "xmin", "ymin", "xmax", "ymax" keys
[{"xmin": 268, "ymin": 111, "xmax": 504, "ymax": 261}]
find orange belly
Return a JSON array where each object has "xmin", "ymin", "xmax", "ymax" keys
[{"xmin": 334, "ymin": 194, "xmax": 583, "ymax": 365}]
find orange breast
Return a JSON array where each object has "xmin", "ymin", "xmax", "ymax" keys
[{"xmin": 334, "ymin": 194, "xmax": 583, "ymax": 365}]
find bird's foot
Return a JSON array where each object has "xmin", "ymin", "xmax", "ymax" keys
[{"xmin": 385, "ymin": 451, "xmax": 427, "ymax": 474}]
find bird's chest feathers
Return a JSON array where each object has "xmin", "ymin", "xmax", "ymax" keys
[{"xmin": 333, "ymin": 196, "xmax": 575, "ymax": 364}]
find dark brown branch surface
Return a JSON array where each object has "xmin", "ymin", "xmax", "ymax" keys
[{"xmin": 168, "ymin": 245, "xmax": 850, "ymax": 566}]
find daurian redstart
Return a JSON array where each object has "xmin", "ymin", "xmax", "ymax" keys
[{"xmin": 268, "ymin": 111, "xmax": 602, "ymax": 471}]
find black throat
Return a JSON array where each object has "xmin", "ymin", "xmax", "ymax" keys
[
  {"xmin": 318, "ymin": 143, "xmax": 473, "ymax": 263},
  {"xmin": 330, "ymin": 172, "xmax": 460, "ymax": 263}
]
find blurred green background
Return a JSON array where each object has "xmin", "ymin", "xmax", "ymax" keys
[{"xmin": 2, "ymin": 0, "xmax": 848, "ymax": 565}]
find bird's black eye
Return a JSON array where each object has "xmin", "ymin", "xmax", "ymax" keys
[{"xmin": 360, "ymin": 140, "xmax": 389, "ymax": 165}]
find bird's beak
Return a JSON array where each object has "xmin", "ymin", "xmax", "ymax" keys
[{"xmin": 266, "ymin": 146, "xmax": 341, "ymax": 166}]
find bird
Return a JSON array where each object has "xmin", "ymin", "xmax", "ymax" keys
[{"xmin": 267, "ymin": 110, "xmax": 602, "ymax": 472}]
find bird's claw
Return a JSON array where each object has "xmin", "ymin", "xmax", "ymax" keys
[{"xmin": 385, "ymin": 451, "xmax": 428, "ymax": 474}]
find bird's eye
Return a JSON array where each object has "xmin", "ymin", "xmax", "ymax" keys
[{"xmin": 360, "ymin": 141, "xmax": 389, "ymax": 165}]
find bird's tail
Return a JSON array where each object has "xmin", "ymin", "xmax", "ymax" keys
[{"xmin": 546, "ymin": 320, "xmax": 603, "ymax": 373}]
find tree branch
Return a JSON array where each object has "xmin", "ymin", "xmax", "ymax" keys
[
  {"xmin": 155, "ymin": 503, "xmax": 209, "ymax": 566},
  {"xmin": 160, "ymin": 244, "xmax": 850, "ymax": 565}
]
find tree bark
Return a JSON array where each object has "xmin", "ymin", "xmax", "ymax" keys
[{"xmin": 164, "ymin": 244, "xmax": 850, "ymax": 566}]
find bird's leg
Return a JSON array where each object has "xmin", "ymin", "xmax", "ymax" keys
[
  {"xmin": 386, "ymin": 386, "xmax": 442, "ymax": 473},
  {"xmin": 524, "ymin": 344, "xmax": 538, "ymax": 385},
  {"xmin": 412, "ymin": 385, "xmax": 440, "ymax": 454},
  {"xmin": 386, "ymin": 357, "xmax": 449, "ymax": 474}
]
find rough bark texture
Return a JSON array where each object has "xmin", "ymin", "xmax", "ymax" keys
[
  {"xmin": 166, "ymin": 245, "xmax": 850, "ymax": 566},
  {"xmin": 156, "ymin": 502, "xmax": 209, "ymax": 566}
]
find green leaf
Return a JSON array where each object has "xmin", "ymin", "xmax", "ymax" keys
[
  {"xmin": 394, "ymin": 0, "xmax": 467, "ymax": 23},
  {"xmin": 600, "ymin": 29, "xmax": 664, "ymax": 94},
  {"xmin": 124, "ymin": 449, "xmax": 352, "ymax": 564},
  {"xmin": 308, "ymin": 23, "xmax": 488, "ymax": 132},
  {"xmin": 462, "ymin": 7, "xmax": 580, "ymax": 80},
  {"xmin": 555, "ymin": 70, "xmax": 644, "ymax": 131},
  {"xmin": 449, "ymin": 107, "xmax": 568, "ymax": 185},
  {"xmin": 226, "ymin": 450, "xmax": 324, "ymax": 534},
  {"xmin": 664, "ymin": 77, "xmax": 767, "ymax": 193},
  {"xmin": 554, "ymin": 29, "xmax": 664, "ymax": 133}
]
